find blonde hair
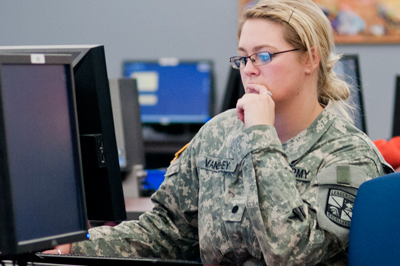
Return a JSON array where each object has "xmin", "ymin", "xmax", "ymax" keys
[{"xmin": 238, "ymin": 0, "xmax": 354, "ymax": 121}]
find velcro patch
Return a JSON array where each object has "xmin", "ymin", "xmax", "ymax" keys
[{"xmin": 325, "ymin": 189, "xmax": 355, "ymax": 228}]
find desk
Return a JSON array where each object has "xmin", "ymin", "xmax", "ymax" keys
[{"xmin": 125, "ymin": 197, "xmax": 154, "ymax": 220}]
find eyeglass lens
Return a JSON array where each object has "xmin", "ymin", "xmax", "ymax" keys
[{"xmin": 231, "ymin": 51, "xmax": 272, "ymax": 69}]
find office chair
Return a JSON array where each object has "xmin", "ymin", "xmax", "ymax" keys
[{"xmin": 348, "ymin": 172, "xmax": 400, "ymax": 266}]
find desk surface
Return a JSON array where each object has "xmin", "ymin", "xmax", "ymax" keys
[
  {"xmin": 125, "ymin": 197, "xmax": 154, "ymax": 220},
  {"xmin": 125, "ymin": 197, "xmax": 154, "ymax": 213}
]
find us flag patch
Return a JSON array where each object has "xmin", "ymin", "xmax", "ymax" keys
[{"xmin": 326, "ymin": 189, "xmax": 355, "ymax": 228}]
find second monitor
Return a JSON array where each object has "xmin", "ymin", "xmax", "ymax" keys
[{"xmin": 123, "ymin": 59, "xmax": 215, "ymax": 125}]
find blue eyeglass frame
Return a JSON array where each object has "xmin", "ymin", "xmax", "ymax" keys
[{"xmin": 230, "ymin": 48, "xmax": 299, "ymax": 69}]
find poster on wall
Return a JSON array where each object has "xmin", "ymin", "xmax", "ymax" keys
[{"xmin": 239, "ymin": 0, "xmax": 400, "ymax": 44}]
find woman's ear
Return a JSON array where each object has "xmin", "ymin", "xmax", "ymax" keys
[{"xmin": 304, "ymin": 47, "xmax": 320, "ymax": 74}]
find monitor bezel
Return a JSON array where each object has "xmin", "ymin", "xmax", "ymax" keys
[
  {"xmin": 0, "ymin": 45, "xmax": 127, "ymax": 222},
  {"xmin": 393, "ymin": 75, "xmax": 400, "ymax": 137},
  {"xmin": 0, "ymin": 54, "xmax": 88, "ymax": 256}
]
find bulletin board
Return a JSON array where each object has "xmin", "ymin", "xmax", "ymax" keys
[{"xmin": 239, "ymin": 0, "xmax": 400, "ymax": 44}]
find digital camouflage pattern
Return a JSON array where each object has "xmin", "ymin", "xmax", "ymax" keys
[{"xmin": 72, "ymin": 104, "xmax": 393, "ymax": 265}]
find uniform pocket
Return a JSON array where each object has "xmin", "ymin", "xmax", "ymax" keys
[
  {"xmin": 197, "ymin": 155, "xmax": 238, "ymax": 201},
  {"xmin": 197, "ymin": 155, "xmax": 239, "ymax": 261},
  {"xmin": 222, "ymin": 197, "xmax": 246, "ymax": 222}
]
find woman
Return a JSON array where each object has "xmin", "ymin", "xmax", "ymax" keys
[{"xmin": 51, "ymin": 0, "xmax": 392, "ymax": 265}]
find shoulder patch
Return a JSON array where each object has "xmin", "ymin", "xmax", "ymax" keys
[
  {"xmin": 325, "ymin": 188, "xmax": 355, "ymax": 228},
  {"xmin": 170, "ymin": 143, "xmax": 190, "ymax": 164}
]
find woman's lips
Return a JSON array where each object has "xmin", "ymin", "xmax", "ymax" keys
[{"xmin": 246, "ymin": 87, "xmax": 258, "ymax": 94}]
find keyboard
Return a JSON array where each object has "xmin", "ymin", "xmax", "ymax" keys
[{"xmin": 34, "ymin": 253, "xmax": 203, "ymax": 266}]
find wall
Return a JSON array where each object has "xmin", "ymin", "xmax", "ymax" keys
[
  {"xmin": 336, "ymin": 44, "xmax": 400, "ymax": 140},
  {"xmin": 0, "ymin": 1, "xmax": 399, "ymax": 140},
  {"xmin": 0, "ymin": 0, "xmax": 238, "ymax": 113}
]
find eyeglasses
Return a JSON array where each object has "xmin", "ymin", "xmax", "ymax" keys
[{"xmin": 230, "ymin": 48, "xmax": 300, "ymax": 69}]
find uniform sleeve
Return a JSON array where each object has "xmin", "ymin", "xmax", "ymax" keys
[
  {"xmin": 230, "ymin": 124, "xmax": 385, "ymax": 266},
  {"xmin": 71, "ymin": 142, "xmax": 200, "ymax": 260}
]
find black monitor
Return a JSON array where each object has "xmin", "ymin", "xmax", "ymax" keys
[
  {"xmin": 122, "ymin": 59, "xmax": 214, "ymax": 125},
  {"xmin": 109, "ymin": 78, "xmax": 145, "ymax": 172},
  {"xmin": 220, "ymin": 68, "xmax": 244, "ymax": 112},
  {"xmin": 0, "ymin": 45, "xmax": 127, "ymax": 222},
  {"xmin": 333, "ymin": 54, "xmax": 367, "ymax": 134},
  {"xmin": 0, "ymin": 54, "xmax": 88, "ymax": 257},
  {"xmin": 221, "ymin": 54, "xmax": 367, "ymax": 134},
  {"xmin": 392, "ymin": 75, "xmax": 400, "ymax": 137}
]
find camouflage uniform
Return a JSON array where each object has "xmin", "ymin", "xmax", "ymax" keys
[{"xmin": 72, "ymin": 104, "xmax": 392, "ymax": 265}]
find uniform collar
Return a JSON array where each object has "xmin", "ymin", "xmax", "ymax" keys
[{"xmin": 282, "ymin": 102, "xmax": 337, "ymax": 163}]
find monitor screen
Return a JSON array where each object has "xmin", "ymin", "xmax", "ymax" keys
[
  {"xmin": 333, "ymin": 54, "xmax": 367, "ymax": 134},
  {"xmin": 123, "ymin": 59, "xmax": 214, "ymax": 124},
  {"xmin": 0, "ymin": 45, "xmax": 127, "ymax": 222},
  {"xmin": 0, "ymin": 54, "xmax": 88, "ymax": 256}
]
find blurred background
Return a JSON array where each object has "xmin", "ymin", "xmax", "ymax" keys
[{"xmin": 1, "ymin": 0, "xmax": 400, "ymax": 141}]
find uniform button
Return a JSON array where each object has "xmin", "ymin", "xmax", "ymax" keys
[{"xmin": 232, "ymin": 205, "xmax": 239, "ymax": 213}]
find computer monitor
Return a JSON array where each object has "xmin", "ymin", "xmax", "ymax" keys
[
  {"xmin": 392, "ymin": 75, "xmax": 400, "ymax": 137},
  {"xmin": 333, "ymin": 54, "xmax": 367, "ymax": 134},
  {"xmin": 109, "ymin": 78, "xmax": 145, "ymax": 171},
  {"xmin": 220, "ymin": 68, "xmax": 244, "ymax": 112},
  {"xmin": 0, "ymin": 45, "xmax": 127, "ymax": 222},
  {"xmin": 0, "ymin": 54, "xmax": 88, "ymax": 257},
  {"xmin": 122, "ymin": 59, "xmax": 214, "ymax": 125}
]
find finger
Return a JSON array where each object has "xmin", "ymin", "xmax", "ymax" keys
[
  {"xmin": 246, "ymin": 83, "xmax": 271, "ymax": 96},
  {"xmin": 42, "ymin": 249, "xmax": 59, "ymax": 254},
  {"xmin": 42, "ymin": 243, "xmax": 71, "ymax": 255},
  {"xmin": 255, "ymin": 85, "xmax": 272, "ymax": 98},
  {"xmin": 236, "ymin": 89, "xmax": 275, "ymax": 128},
  {"xmin": 260, "ymin": 90, "xmax": 272, "ymax": 97},
  {"xmin": 236, "ymin": 98, "xmax": 245, "ymax": 123},
  {"xmin": 56, "ymin": 244, "xmax": 72, "ymax": 254}
]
